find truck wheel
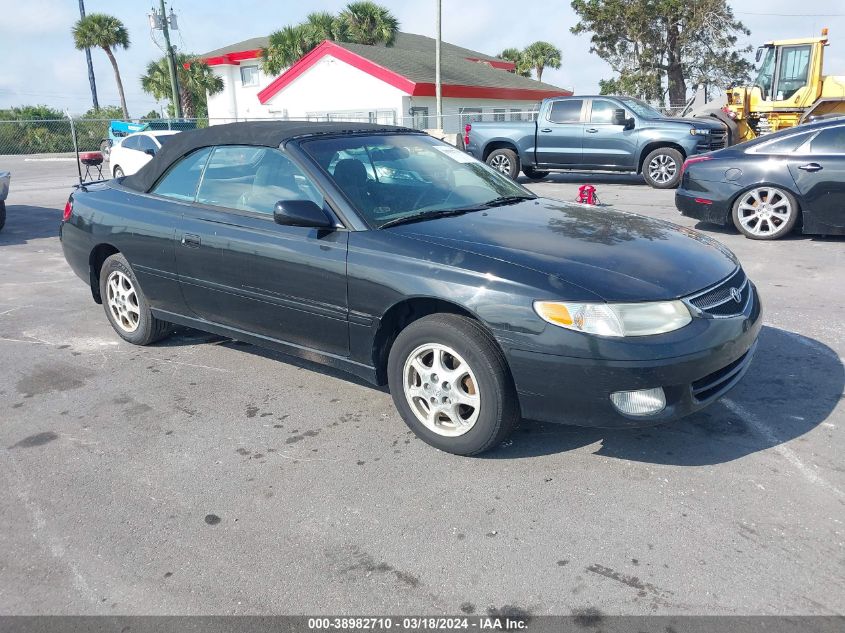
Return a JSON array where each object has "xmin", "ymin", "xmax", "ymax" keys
[
  {"xmin": 486, "ymin": 148, "xmax": 520, "ymax": 180},
  {"xmin": 732, "ymin": 186, "xmax": 798, "ymax": 240},
  {"xmin": 0, "ymin": 200, "xmax": 6, "ymax": 232},
  {"xmin": 99, "ymin": 253, "xmax": 171, "ymax": 345},
  {"xmin": 642, "ymin": 147, "xmax": 683, "ymax": 189},
  {"xmin": 387, "ymin": 314, "xmax": 520, "ymax": 456},
  {"xmin": 522, "ymin": 166, "xmax": 550, "ymax": 181}
]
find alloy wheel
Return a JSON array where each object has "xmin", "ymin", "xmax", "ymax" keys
[
  {"xmin": 489, "ymin": 154, "xmax": 511, "ymax": 174},
  {"xmin": 648, "ymin": 154, "xmax": 677, "ymax": 184},
  {"xmin": 106, "ymin": 270, "xmax": 140, "ymax": 333},
  {"xmin": 402, "ymin": 343, "xmax": 480, "ymax": 437},
  {"xmin": 736, "ymin": 187, "xmax": 793, "ymax": 237}
]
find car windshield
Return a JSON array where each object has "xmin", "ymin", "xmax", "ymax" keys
[
  {"xmin": 618, "ymin": 97, "xmax": 665, "ymax": 119},
  {"xmin": 300, "ymin": 134, "xmax": 535, "ymax": 228}
]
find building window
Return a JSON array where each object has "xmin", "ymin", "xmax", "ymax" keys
[
  {"xmin": 493, "ymin": 109, "xmax": 506, "ymax": 122},
  {"xmin": 240, "ymin": 65, "xmax": 259, "ymax": 87},
  {"xmin": 510, "ymin": 109, "xmax": 523, "ymax": 121}
]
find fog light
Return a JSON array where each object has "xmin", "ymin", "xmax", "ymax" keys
[{"xmin": 610, "ymin": 387, "xmax": 666, "ymax": 416}]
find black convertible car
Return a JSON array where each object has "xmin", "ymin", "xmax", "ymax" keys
[
  {"xmin": 61, "ymin": 122, "xmax": 761, "ymax": 455},
  {"xmin": 676, "ymin": 117, "xmax": 845, "ymax": 240}
]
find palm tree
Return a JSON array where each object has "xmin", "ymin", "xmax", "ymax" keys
[
  {"xmin": 303, "ymin": 11, "xmax": 349, "ymax": 44},
  {"xmin": 522, "ymin": 41, "xmax": 562, "ymax": 83},
  {"xmin": 498, "ymin": 48, "xmax": 531, "ymax": 77},
  {"xmin": 262, "ymin": 24, "xmax": 312, "ymax": 75},
  {"xmin": 72, "ymin": 13, "xmax": 131, "ymax": 119},
  {"xmin": 262, "ymin": 3, "xmax": 399, "ymax": 76},
  {"xmin": 337, "ymin": 1, "xmax": 399, "ymax": 46},
  {"xmin": 141, "ymin": 53, "xmax": 224, "ymax": 118}
]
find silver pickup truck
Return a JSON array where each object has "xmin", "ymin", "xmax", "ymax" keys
[{"xmin": 464, "ymin": 95, "xmax": 726, "ymax": 189}]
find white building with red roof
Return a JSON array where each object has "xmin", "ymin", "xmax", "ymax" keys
[{"xmin": 196, "ymin": 32, "xmax": 571, "ymax": 133}]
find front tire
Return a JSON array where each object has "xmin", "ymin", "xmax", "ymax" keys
[
  {"xmin": 732, "ymin": 186, "xmax": 798, "ymax": 240},
  {"xmin": 99, "ymin": 253, "xmax": 170, "ymax": 345},
  {"xmin": 486, "ymin": 148, "xmax": 520, "ymax": 180},
  {"xmin": 387, "ymin": 314, "xmax": 519, "ymax": 456},
  {"xmin": 522, "ymin": 166, "xmax": 550, "ymax": 181},
  {"xmin": 642, "ymin": 147, "xmax": 683, "ymax": 189}
]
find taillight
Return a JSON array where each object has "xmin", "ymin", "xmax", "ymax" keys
[
  {"xmin": 63, "ymin": 198, "xmax": 73, "ymax": 222},
  {"xmin": 680, "ymin": 155, "xmax": 713, "ymax": 176},
  {"xmin": 464, "ymin": 123, "xmax": 471, "ymax": 147}
]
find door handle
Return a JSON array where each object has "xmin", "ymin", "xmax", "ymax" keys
[
  {"xmin": 181, "ymin": 233, "xmax": 201, "ymax": 247},
  {"xmin": 586, "ymin": 128, "xmax": 599, "ymax": 133},
  {"xmin": 540, "ymin": 128, "xmax": 553, "ymax": 133},
  {"xmin": 797, "ymin": 162, "xmax": 822, "ymax": 172}
]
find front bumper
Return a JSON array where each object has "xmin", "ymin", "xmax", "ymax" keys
[{"xmin": 505, "ymin": 284, "xmax": 762, "ymax": 428}]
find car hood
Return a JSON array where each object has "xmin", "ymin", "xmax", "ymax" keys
[
  {"xmin": 390, "ymin": 199, "xmax": 738, "ymax": 302},
  {"xmin": 659, "ymin": 117, "xmax": 725, "ymax": 130}
]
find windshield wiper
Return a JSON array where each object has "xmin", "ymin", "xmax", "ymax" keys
[
  {"xmin": 483, "ymin": 195, "xmax": 536, "ymax": 207},
  {"xmin": 379, "ymin": 206, "xmax": 486, "ymax": 229}
]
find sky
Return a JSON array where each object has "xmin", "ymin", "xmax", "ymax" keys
[{"xmin": 1, "ymin": 0, "xmax": 844, "ymax": 116}]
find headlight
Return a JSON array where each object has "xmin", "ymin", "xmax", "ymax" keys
[
  {"xmin": 689, "ymin": 128, "xmax": 710, "ymax": 136},
  {"xmin": 533, "ymin": 300, "xmax": 692, "ymax": 337}
]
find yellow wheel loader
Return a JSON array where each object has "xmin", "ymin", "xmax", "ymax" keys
[{"xmin": 694, "ymin": 29, "xmax": 845, "ymax": 145}]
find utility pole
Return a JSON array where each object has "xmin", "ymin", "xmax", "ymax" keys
[
  {"xmin": 150, "ymin": 1, "xmax": 182, "ymax": 118},
  {"xmin": 435, "ymin": 0, "xmax": 442, "ymax": 130},
  {"xmin": 78, "ymin": 0, "xmax": 99, "ymax": 111}
]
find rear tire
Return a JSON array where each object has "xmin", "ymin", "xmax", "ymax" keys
[
  {"xmin": 99, "ymin": 253, "xmax": 170, "ymax": 345},
  {"xmin": 486, "ymin": 148, "xmax": 520, "ymax": 180},
  {"xmin": 642, "ymin": 147, "xmax": 683, "ymax": 189},
  {"xmin": 523, "ymin": 166, "xmax": 550, "ymax": 181},
  {"xmin": 387, "ymin": 314, "xmax": 519, "ymax": 456},
  {"xmin": 113, "ymin": 166, "xmax": 124, "ymax": 178},
  {"xmin": 732, "ymin": 186, "xmax": 798, "ymax": 240},
  {"xmin": 0, "ymin": 200, "xmax": 5, "ymax": 232}
]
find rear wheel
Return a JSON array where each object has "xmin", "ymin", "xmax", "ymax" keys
[
  {"xmin": 642, "ymin": 147, "xmax": 683, "ymax": 189},
  {"xmin": 522, "ymin": 166, "xmax": 550, "ymax": 181},
  {"xmin": 113, "ymin": 166, "xmax": 124, "ymax": 178},
  {"xmin": 99, "ymin": 253, "xmax": 170, "ymax": 345},
  {"xmin": 486, "ymin": 148, "xmax": 520, "ymax": 180},
  {"xmin": 732, "ymin": 186, "xmax": 798, "ymax": 240},
  {"xmin": 387, "ymin": 314, "xmax": 519, "ymax": 456}
]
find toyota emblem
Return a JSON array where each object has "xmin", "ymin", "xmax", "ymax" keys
[{"xmin": 730, "ymin": 287, "xmax": 742, "ymax": 303}]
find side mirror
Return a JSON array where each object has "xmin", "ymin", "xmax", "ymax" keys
[
  {"xmin": 755, "ymin": 47, "xmax": 763, "ymax": 63},
  {"xmin": 273, "ymin": 199, "xmax": 333, "ymax": 228},
  {"xmin": 624, "ymin": 117, "xmax": 636, "ymax": 130},
  {"xmin": 611, "ymin": 109, "xmax": 627, "ymax": 126},
  {"xmin": 143, "ymin": 148, "xmax": 156, "ymax": 157}
]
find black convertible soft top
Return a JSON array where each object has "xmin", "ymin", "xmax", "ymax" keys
[{"xmin": 121, "ymin": 120, "xmax": 419, "ymax": 193}]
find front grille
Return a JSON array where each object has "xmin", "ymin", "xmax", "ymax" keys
[
  {"xmin": 686, "ymin": 268, "xmax": 751, "ymax": 318},
  {"xmin": 691, "ymin": 343, "xmax": 756, "ymax": 403},
  {"xmin": 697, "ymin": 129, "xmax": 727, "ymax": 152}
]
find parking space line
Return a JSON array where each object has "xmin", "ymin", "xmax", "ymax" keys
[{"xmin": 722, "ymin": 398, "xmax": 844, "ymax": 499}]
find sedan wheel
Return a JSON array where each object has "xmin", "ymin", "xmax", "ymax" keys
[
  {"xmin": 99, "ymin": 253, "xmax": 171, "ymax": 345},
  {"xmin": 113, "ymin": 166, "xmax": 124, "ymax": 178},
  {"xmin": 403, "ymin": 343, "xmax": 481, "ymax": 437},
  {"xmin": 106, "ymin": 270, "xmax": 141, "ymax": 333},
  {"xmin": 732, "ymin": 186, "xmax": 798, "ymax": 240},
  {"xmin": 387, "ymin": 314, "xmax": 519, "ymax": 455}
]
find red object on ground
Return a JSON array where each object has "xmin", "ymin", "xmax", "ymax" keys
[
  {"xmin": 79, "ymin": 151, "xmax": 103, "ymax": 166},
  {"xmin": 577, "ymin": 184, "xmax": 597, "ymax": 205}
]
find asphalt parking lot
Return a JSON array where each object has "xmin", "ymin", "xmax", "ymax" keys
[{"xmin": 1, "ymin": 154, "xmax": 844, "ymax": 616}]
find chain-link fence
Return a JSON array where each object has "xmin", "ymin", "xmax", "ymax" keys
[{"xmin": 0, "ymin": 110, "xmax": 547, "ymax": 158}]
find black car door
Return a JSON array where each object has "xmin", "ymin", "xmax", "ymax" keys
[
  {"xmin": 174, "ymin": 145, "xmax": 350, "ymax": 355},
  {"xmin": 788, "ymin": 124, "xmax": 845, "ymax": 232}
]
